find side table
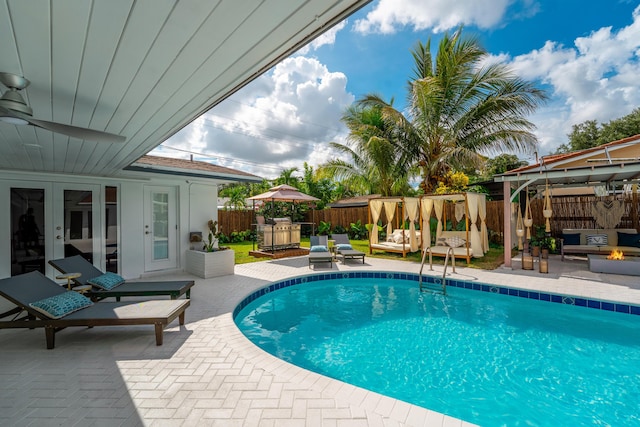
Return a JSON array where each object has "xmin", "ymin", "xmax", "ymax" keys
[{"xmin": 56, "ymin": 272, "xmax": 89, "ymax": 293}]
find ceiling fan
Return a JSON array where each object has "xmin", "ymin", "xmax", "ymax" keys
[{"xmin": 0, "ymin": 72, "xmax": 126, "ymax": 143}]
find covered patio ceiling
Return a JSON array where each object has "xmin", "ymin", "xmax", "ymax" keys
[{"xmin": 0, "ymin": 0, "xmax": 370, "ymax": 177}]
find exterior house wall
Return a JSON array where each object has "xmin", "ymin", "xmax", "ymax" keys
[{"xmin": 0, "ymin": 171, "xmax": 221, "ymax": 283}]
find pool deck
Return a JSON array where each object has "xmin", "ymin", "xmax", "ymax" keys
[{"xmin": 1, "ymin": 254, "xmax": 639, "ymax": 426}]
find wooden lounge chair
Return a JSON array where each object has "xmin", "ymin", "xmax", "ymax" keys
[
  {"xmin": 49, "ymin": 255, "xmax": 194, "ymax": 301},
  {"xmin": 0, "ymin": 271, "xmax": 189, "ymax": 349},
  {"xmin": 332, "ymin": 234, "xmax": 366, "ymax": 264},
  {"xmin": 308, "ymin": 236, "xmax": 333, "ymax": 269}
]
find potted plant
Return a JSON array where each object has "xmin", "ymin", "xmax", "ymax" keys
[
  {"xmin": 540, "ymin": 235, "xmax": 555, "ymax": 259},
  {"xmin": 185, "ymin": 219, "xmax": 234, "ymax": 278},
  {"xmin": 529, "ymin": 226, "xmax": 545, "ymax": 257}
]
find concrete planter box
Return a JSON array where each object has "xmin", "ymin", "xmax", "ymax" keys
[{"xmin": 185, "ymin": 249, "xmax": 235, "ymax": 279}]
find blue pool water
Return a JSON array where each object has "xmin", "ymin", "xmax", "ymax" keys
[{"xmin": 235, "ymin": 276, "xmax": 640, "ymax": 427}]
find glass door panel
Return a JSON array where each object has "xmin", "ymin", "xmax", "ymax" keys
[
  {"xmin": 10, "ymin": 188, "xmax": 45, "ymax": 276},
  {"xmin": 152, "ymin": 192, "xmax": 169, "ymax": 260}
]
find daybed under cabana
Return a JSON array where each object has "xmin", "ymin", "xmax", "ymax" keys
[
  {"xmin": 420, "ymin": 192, "xmax": 488, "ymax": 264},
  {"xmin": 368, "ymin": 197, "xmax": 421, "ymax": 257}
]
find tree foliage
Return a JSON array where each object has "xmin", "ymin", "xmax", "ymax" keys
[
  {"xmin": 317, "ymin": 103, "xmax": 414, "ymax": 196},
  {"xmin": 556, "ymin": 108, "xmax": 640, "ymax": 153},
  {"xmin": 358, "ymin": 28, "xmax": 547, "ymax": 193}
]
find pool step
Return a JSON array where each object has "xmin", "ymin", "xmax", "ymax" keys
[{"xmin": 419, "ymin": 277, "xmax": 446, "ymax": 294}]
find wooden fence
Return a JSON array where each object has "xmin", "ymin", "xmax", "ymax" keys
[{"xmin": 218, "ymin": 194, "xmax": 640, "ymax": 244}]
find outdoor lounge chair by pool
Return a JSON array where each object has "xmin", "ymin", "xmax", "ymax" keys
[
  {"xmin": 308, "ymin": 236, "xmax": 333, "ymax": 269},
  {"xmin": 49, "ymin": 255, "xmax": 194, "ymax": 301},
  {"xmin": 0, "ymin": 271, "xmax": 189, "ymax": 349},
  {"xmin": 331, "ymin": 234, "xmax": 366, "ymax": 264}
]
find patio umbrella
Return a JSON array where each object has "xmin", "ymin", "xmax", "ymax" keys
[{"xmin": 248, "ymin": 184, "xmax": 319, "ymax": 203}]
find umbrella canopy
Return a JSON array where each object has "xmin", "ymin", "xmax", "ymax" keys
[{"xmin": 248, "ymin": 184, "xmax": 319, "ymax": 202}]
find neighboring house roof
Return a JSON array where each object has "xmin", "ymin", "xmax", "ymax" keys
[
  {"xmin": 328, "ymin": 194, "xmax": 382, "ymax": 208},
  {"xmin": 125, "ymin": 155, "xmax": 263, "ymax": 182},
  {"xmin": 495, "ymin": 134, "xmax": 640, "ymax": 188},
  {"xmin": 506, "ymin": 134, "xmax": 640, "ymax": 175}
]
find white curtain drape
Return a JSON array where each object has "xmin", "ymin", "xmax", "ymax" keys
[
  {"xmin": 478, "ymin": 194, "xmax": 489, "ymax": 252},
  {"xmin": 421, "ymin": 197, "xmax": 433, "ymax": 248},
  {"xmin": 466, "ymin": 194, "xmax": 483, "ymax": 257},
  {"xmin": 369, "ymin": 200, "xmax": 383, "ymax": 244},
  {"xmin": 405, "ymin": 198, "xmax": 419, "ymax": 252},
  {"xmin": 433, "ymin": 199, "xmax": 444, "ymax": 241},
  {"xmin": 383, "ymin": 201, "xmax": 396, "ymax": 238}
]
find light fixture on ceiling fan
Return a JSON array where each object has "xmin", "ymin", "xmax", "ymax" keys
[{"xmin": 0, "ymin": 72, "xmax": 126, "ymax": 143}]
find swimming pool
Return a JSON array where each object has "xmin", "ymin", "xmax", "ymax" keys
[{"xmin": 234, "ymin": 272, "xmax": 640, "ymax": 426}]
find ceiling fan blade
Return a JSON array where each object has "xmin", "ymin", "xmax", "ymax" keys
[{"xmin": 0, "ymin": 107, "xmax": 126, "ymax": 143}]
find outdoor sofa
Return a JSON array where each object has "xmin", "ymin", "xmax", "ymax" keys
[
  {"xmin": 49, "ymin": 255, "xmax": 194, "ymax": 301},
  {"xmin": 0, "ymin": 271, "xmax": 189, "ymax": 349},
  {"xmin": 560, "ymin": 228, "xmax": 640, "ymax": 260}
]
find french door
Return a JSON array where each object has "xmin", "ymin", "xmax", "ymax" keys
[{"xmin": 52, "ymin": 184, "xmax": 102, "ymax": 268}]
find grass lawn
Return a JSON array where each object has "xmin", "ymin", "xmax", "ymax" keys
[{"xmin": 225, "ymin": 238, "xmax": 513, "ymax": 270}]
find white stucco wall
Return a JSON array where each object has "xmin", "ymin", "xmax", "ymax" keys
[{"xmin": 0, "ymin": 171, "xmax": 222, "ymax": 282}]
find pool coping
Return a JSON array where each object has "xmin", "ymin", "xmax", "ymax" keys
[{"xmin": 234, "ymin": 270, "xmax": 640, "ymax": 318}]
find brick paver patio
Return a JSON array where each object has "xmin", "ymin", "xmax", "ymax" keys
[{"xmin": 1, "ymin": 254, "xmax": 639, "ymax": 426}]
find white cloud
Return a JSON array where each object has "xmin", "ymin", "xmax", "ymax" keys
[
  {"xmin": 506, "ymin": 5, "xmax": 640, "ymax": 154},
  {"xmin": 353, "ymin": 0, "xmax": 513, "ymax": 34},
  {"xmin": 297, "ymin": 21, "xmax": 346, "ymax": 54},
  {"xmin": 158, "ymin": 56, "xmax": 354, "ymax": 179}
]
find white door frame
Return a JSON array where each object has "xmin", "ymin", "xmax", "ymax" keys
[{"xmin": 143, "ymin": 185, "xmax": 178, "ymax": 271}]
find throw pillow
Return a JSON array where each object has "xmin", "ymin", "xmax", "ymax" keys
[
  {"xmin": 562, "ymin": 233, "xmax": 581, "ymax": 245},
  {"xmin": 435, "ymin": 237, "xmax": 447, "ymax": 246},
  {"xmin": 87, "ymin": 272, "xmax": 125, "ymax": 290},
  {"xmin": 336, "ymin": 244, "xmax": 353, "ymax": 251},
  {"xmin": 445, "ymin": 236, "xmax": 466, "ymax": 248},
  {"xmin": 29, "ymin": 292, "xmax": 93, "ymax": 319},
  {"xmin": 586, "ymin": 234, "xmax": 608, "ymax": 246},
  {"xmin": 393, "ymin": 233, "xmax": 405, "ymax": 244},
  {"xmin": 617, "ymin": 232, "xmax": 640, "ymax": 248},
  {"xmin": 310, "ymin": 245, "xmax": 328, "ymax": 252}
]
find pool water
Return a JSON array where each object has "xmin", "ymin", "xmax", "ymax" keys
[{"xmin": 235, "ymin": 277, "xmax": 640, "ymax": 427}]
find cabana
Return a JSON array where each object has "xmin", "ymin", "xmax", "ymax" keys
[
  {"xmin": 420, "ymin": 193, "xmax": 488, "ymax": 264},
  {"xmin": 368, "ymin": 197, "xmax": 421, "ymax": 257}
]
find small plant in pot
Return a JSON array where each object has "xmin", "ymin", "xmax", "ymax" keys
[{"xmin": 202, "ymin": 220, "xmax": 229, "ymax": 252}]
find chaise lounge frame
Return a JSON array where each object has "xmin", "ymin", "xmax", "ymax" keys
[
  {"xmin": 0, "ymin": 271, "xmax": 189, "ymax": 349},
  {"xmin": 49, "ymin": 255, "xmax": 194, "ymax": 301}
]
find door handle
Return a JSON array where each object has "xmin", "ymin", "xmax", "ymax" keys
[{"xmin": 56, "ymin": 235, "xmax": 62, "ymax": 239}]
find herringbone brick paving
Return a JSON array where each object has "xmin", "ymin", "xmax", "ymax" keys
[{"xmin": 1, "ymin": 254, "xmax": 639, "ymax": 426}]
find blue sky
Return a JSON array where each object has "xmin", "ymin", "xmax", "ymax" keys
[{"xmin": 155, "ymin": 0, "xmax": 640, "ymax": 179}]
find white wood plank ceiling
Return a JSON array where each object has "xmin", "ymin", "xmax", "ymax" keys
[{"xmin": 0, "ymin": 0, "xmax": 370, "ymax": 176}]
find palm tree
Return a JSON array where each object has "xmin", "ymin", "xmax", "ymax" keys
[
  {"xmin": 360, "ymin": 28, "xmax": 547, "ymax": 193},
  {"xmin": 275, "ymin": 167, "xmax": 300, "ymax": 187},
  {"xmin": 318, "ymin": 103, "xmax": 414, "ymax": 196}
]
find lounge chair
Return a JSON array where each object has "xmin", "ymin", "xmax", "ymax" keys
[
  {"xmin": 49, "ymin": 255, "xmax": 194, "ymax": 301},
  {"xmin": 332, "ymin": 234, "xmax": 366, "ymax": 264},
  {"xmin": 308, "ymin": 236, "xmax": 333, "ymax": 269},
  {"xmin": 0, "ymin": 271, "xmax": 189, "ymax": 349}
]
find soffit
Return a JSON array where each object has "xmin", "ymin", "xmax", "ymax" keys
[{"xmin": 0, "ymin": 0, "xmax": 370, "ymax": 177}]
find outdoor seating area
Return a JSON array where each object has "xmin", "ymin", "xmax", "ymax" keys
[
  {"xmin": 0, "ymin": 271, "xmax": 189, "ymax": 349},
  {"xmin": 560, "ymin": 228, "xmax": 640, "ymax": 260},
  {"xmin": 308, "ymin": 235, "xmax": 333, "ymax": 269},
  {"xmin": 332, "ymin": 233, "xmax": 366, "ymax": 264},
  {"xmin": 48, "ymin": 255, "xmax": 194, "ymax": 301}
]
